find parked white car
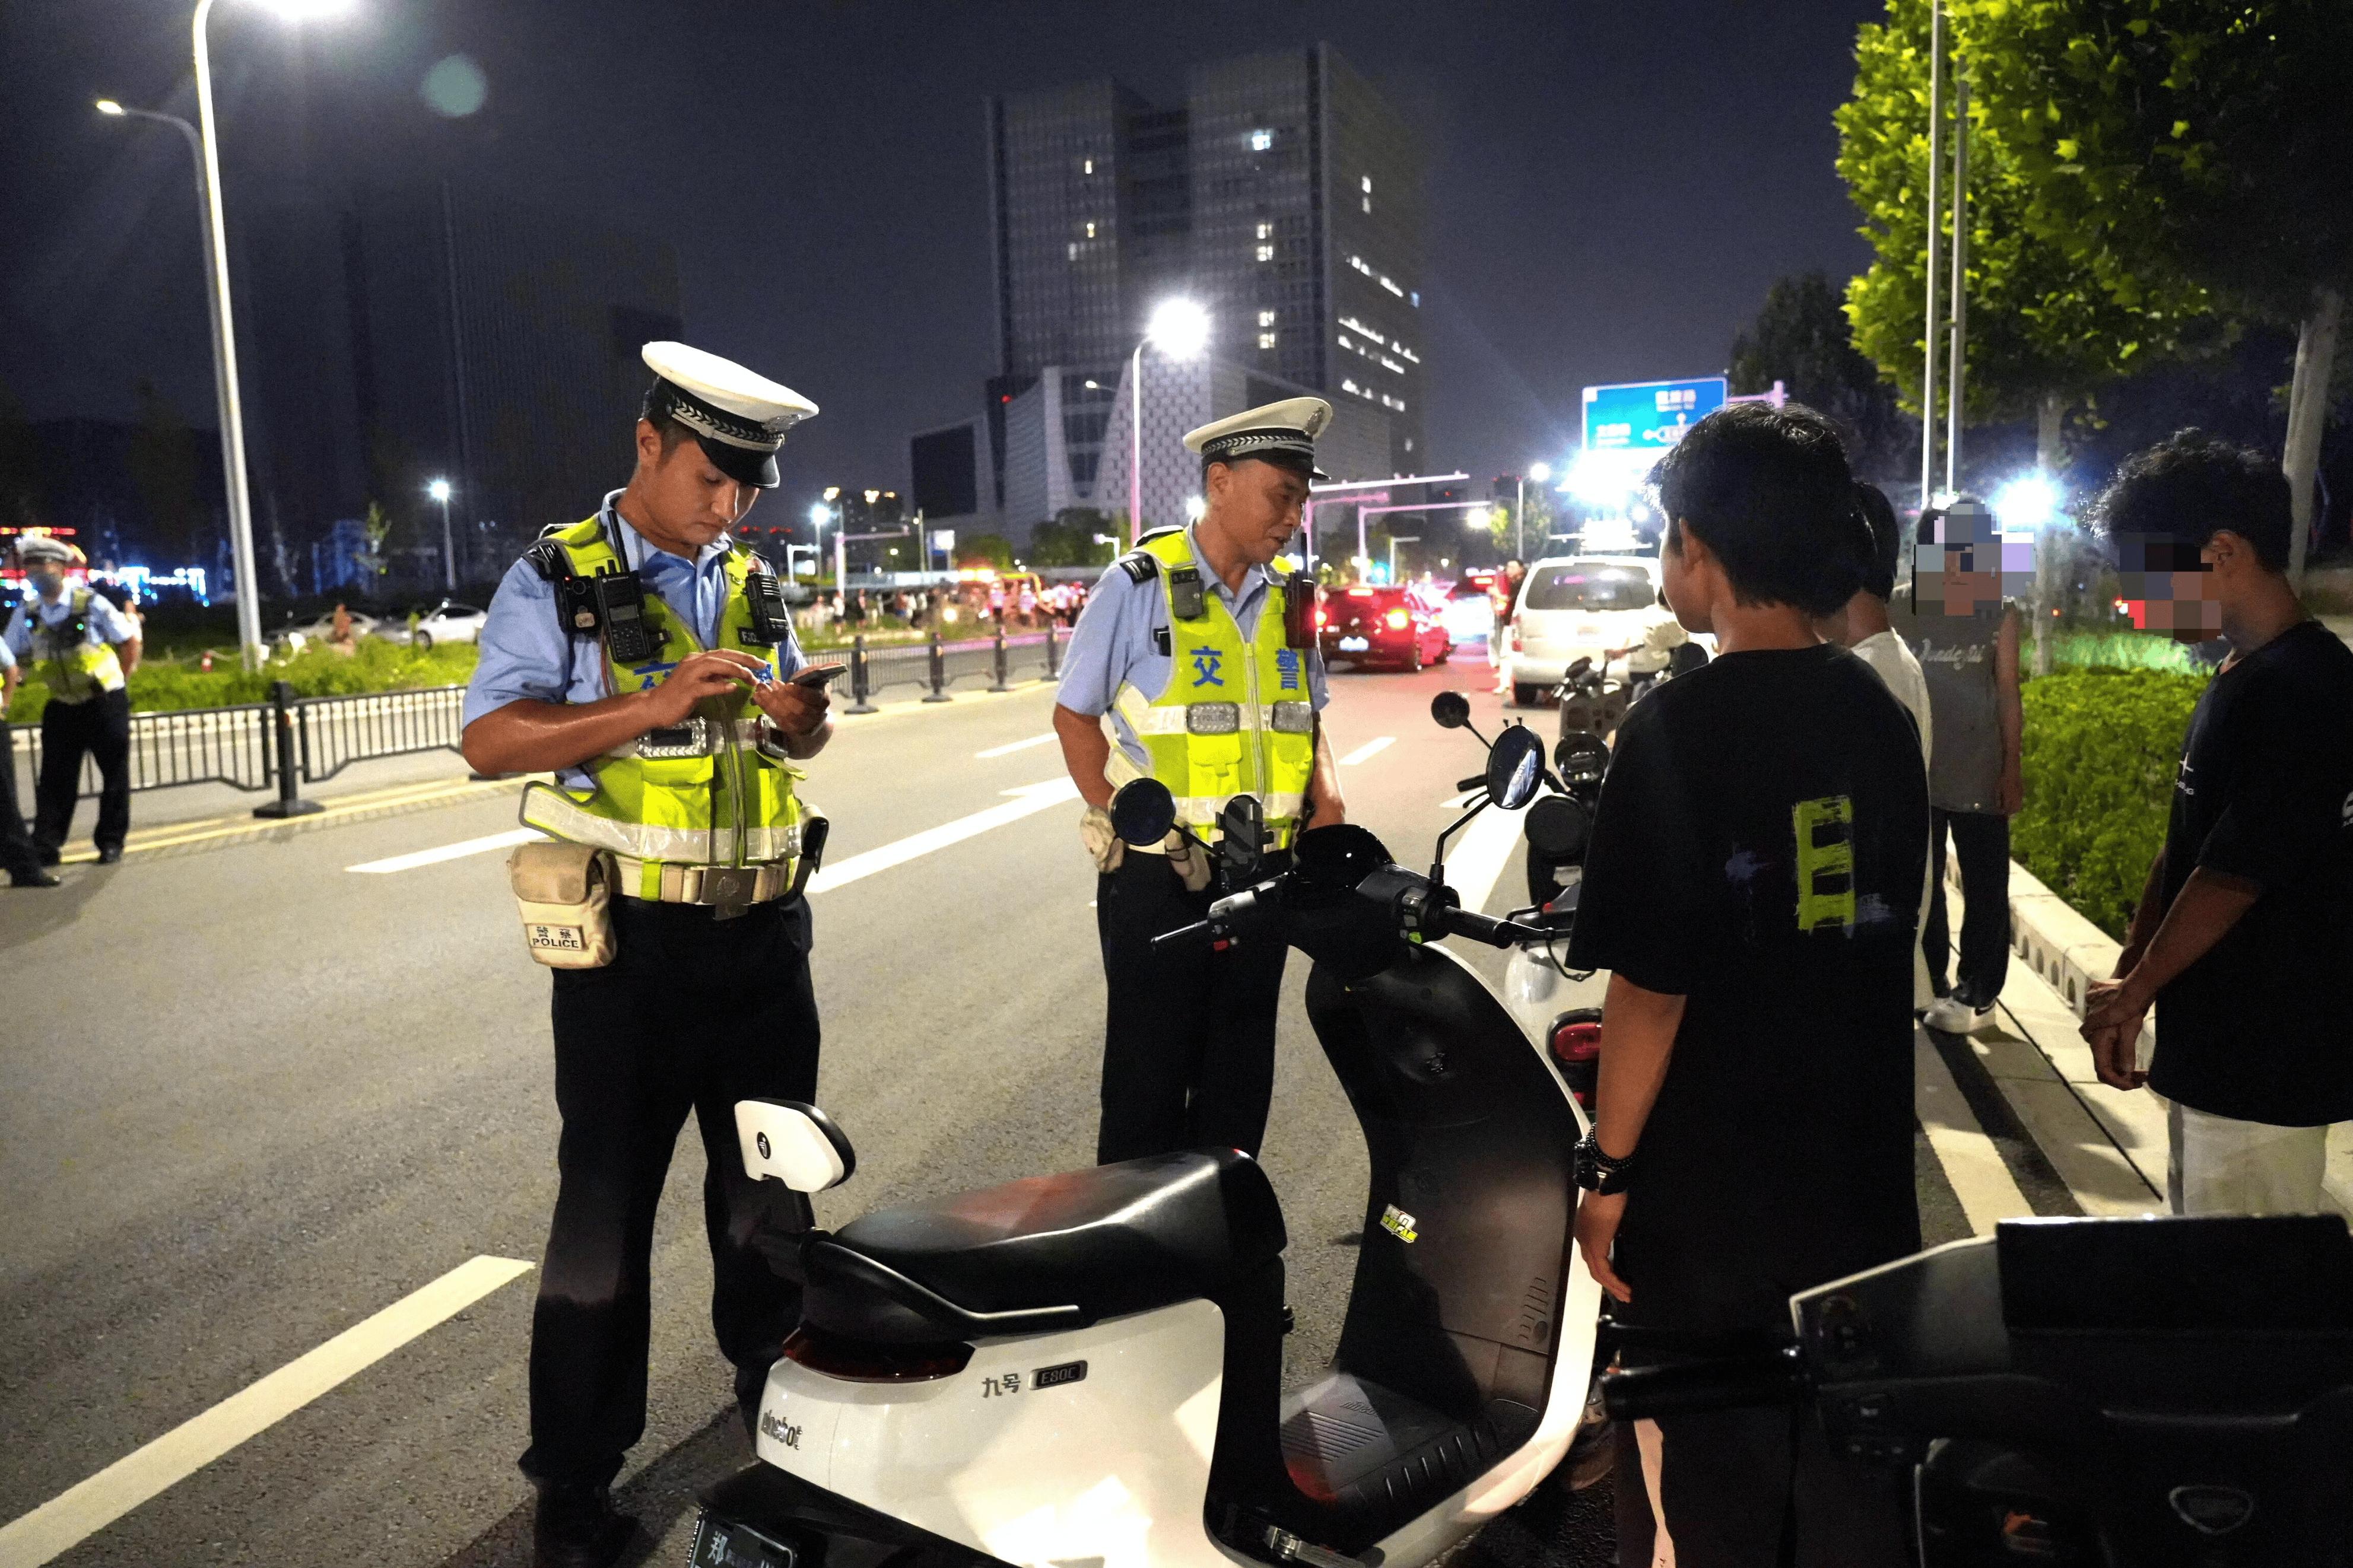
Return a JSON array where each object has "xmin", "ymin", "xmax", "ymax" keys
[
  {"xmin": 402, "ymin": 599, "xmax": 488, "ymax": 650},
  {"xmin": 1500, "ymin": 554, "xmax": 1695, "ymax": 707}
]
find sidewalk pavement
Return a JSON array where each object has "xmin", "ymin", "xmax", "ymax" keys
[{"xmin": 1940, "ymin": 856, "xmax": 2353, "ymax": 1222}]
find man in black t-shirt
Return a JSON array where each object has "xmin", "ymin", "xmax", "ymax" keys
[
  {"xmin": 1567, "ymin": 403, "xmax": 1925, "ymax": 1567},
  {"xmin": 2082, "ymin": 431, "xmax": 2353, "ymax": 1214}
]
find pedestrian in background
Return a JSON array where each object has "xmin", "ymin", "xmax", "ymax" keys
[
  {"xmin": 1887, "ymin": 495, "xmax": 2024, "ymax": 1035},
  {"xmin": 1567, "ymin": 403, "xmax": 1923, "ymax": 1567},
  {"xmin": 0, "ymin": 636, "xmax": 60, "ymax": 888},
  {"xmin": 2081, "ymin": 430, "xmax": 2353, "ymax": 1215},
  {"xmin": 1817, "ymin": 481, "xmax": 1935, "ymax": 1009},
  {"xmin": 1053, "ymin": 397, "xmax": 1348, "ymax": 1164},
  {"xmin": 1489, "ymin": 556, "xmax": 1525, "ymax": 693},
  {"xmin": 4, "ymin": 535, "xmax": 141, "ymax": 866}
]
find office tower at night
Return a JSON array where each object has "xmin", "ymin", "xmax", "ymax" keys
[{"xmin": 967, "ymin": 45, "xmax": 1424, "ymax": 536}]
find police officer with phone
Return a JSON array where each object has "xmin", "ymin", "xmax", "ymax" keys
[{"xmin": 461, "ymin": 343, "xmax": 833, "ymax": 1568}]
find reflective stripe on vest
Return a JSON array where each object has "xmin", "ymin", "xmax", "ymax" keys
[
  {"xmin": 520, "ymin": 516, "xmax": 804, "ymax": 876},
  {"xmin": 31, "ymin": 589, "xmax": 125, "ymax": 703},
  {"xmin": 1108, "ymin": 532, "xmax": 1316, "ymax": 847}
]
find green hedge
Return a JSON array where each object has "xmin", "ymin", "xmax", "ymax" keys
[
  {"xmin": 2012, "ymin": 667, "xmax": 2206, "ymax": 940},
  {"xmin": 6, "ymin": 638, "xmax": 478, "ymax": 723}
]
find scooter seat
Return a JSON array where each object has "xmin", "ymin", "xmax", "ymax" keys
[{"xmin": 804, "ymin": 1149, "xmax": 1287, "ymax": 1343}]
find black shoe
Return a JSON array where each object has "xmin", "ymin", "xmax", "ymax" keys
[
  {"xmin": 10, "ymin": 868, "xmax": 62, "ymax": 888},
  {"xmin": 532, "ymin": 1483, "xmax": 636, "ymax": 1568},
  {"xmin": 95, "ymin": 846, "xmax": 123, "ymax": 865},
  {"xmin": 36, "ymin": 847, "xmax": 59, "ymax": 867}
]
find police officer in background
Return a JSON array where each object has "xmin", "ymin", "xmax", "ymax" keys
[
  {"xmin": 1053, "ymin": 397, "xmax": 1348, "ymax": 1165},
  {"xmin": 4, "ymin": 534, "xmax": 141, "ymax": 866},
  {"xmin": 461, "ymin": 343, "xmax": 831, "ymax": 1568},
  {"xmin": 1, "ymin": 632, "xmax": 61, "ymax": 887}
]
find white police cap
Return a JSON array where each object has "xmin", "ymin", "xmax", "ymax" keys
[
  {"xmin": 14, "ymin": 533, "xmax": 79, "ymax": 566},
  {"xmin": 640, "ymin": 341, "xmax": 818, "ymax": 489},
  {"xmin": 1184, "ymin": 396, "xmax": 1333, "ymax": 482}
]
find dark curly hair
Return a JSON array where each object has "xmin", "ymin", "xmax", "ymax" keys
[
  {"xmin": 1853, "ymin": 482, "xmax": 1901, "ymax": 601},
  {"xmin": 2090, "ymin": 428, "xmax": 2291, "ymax": 573},
  {"xmin": 1648, "ymin": 401, "xmax": 1868, "ymax": 618}
]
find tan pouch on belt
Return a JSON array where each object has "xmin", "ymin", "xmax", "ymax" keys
[{"xmin": 507, "ymin": 841, "xmax": 617, "ymax": 968}]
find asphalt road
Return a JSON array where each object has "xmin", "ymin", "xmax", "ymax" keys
[{"xmin": 1, "ymin": 653, "xmax": 1973, "ymax": 1568}]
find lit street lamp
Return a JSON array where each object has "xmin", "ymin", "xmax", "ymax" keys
[
  {"xmin": 427, "ymin": 478, "xmax": 454, "ymax": 590},
  {"xmin": 1128, "ymin": 299, "xmax": 1211, "ymax": 546},
  {"xmin": 99, "ymin": 0, "xmax": 348, "ymax": 670}
]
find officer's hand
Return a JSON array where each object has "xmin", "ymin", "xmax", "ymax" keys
[
  {"xmin": 639, "ymin": 650, "xmax": 767, "ymax": 729},
  {"xmin": 751, "ymin": 674, "xmax": 831, "ymax": 737}
]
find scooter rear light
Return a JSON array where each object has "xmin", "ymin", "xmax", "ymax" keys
[
  {"xmin": 780, "ymin": 1325, "xmax": 974, "ymax": 1383},
  {"xmin": 1550, "ymin": 1019, "xmax": 1602, "ymax": 1064},
  {"xmin": 1383, "ymin": 608, "xmax": 1410, "ymax": 629},
  {"xmin": 1314, "ymin": 609, "xmax": 1327, "ymax": 627}
]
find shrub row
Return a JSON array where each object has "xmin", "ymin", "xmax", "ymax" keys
[{"xmin": 5, "ymin": 637, "xmax": 480, "ymax": 723}]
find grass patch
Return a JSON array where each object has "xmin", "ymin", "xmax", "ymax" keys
[
  {"xmin": 2045, "ymin": 629, "xmax": 2202, "ymax": 673},
  {"xmin": 7, "ymin": 637, "xmax": 478, "ymax": 722}
]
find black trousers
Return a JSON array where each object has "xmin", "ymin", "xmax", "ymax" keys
[
  {"xmin": 520, "ymin": 896, "xmax": 820, "ymax": 1489},
  {"xmin": 34, "ymin": 689, "xmax": 131, "ymax": 855},
  {"xmin": 1095, "ymin": 853, "xmax": 1288, "ymax": 1165},
  {"xmin": 1, "ymin": 721, "xmax": 42, "ymax": 879},
  {"xmin": 1652, "ymin": 1405, "xmax": 1910, "ymax": 1567},
  {"xmin": 1924, "ymin": 809, "xmax": 2010, "ymax": 1004}
]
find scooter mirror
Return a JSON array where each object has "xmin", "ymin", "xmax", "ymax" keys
[
  {"xmin": 1110, "ymin": 778, "xmax": 1178, "ymax": 847},
  {"xmin": 1487, "ymin": 724, "xmax": 1546, "ymax": 811},
  {"xmin": 1556, "ymin": 729, "xmax": 1610, "ymax": 784},
  {"xmin": 1524, "ymin": 794, "xmax": 1592, "ymax": 858},
  {"xmin": 1220, "ymin": 794, "xmax": 1265, "ymax": 879},
  {"xmin": 1430, "ymin": 690, "xmax": 1472, "ymax": 730},
  {"xmin": 735, "ymin": 1099, "xmax": 858, "ymax": 1193}
]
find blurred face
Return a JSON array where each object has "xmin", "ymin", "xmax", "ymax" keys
[
  {"xmin": 24, "ymin": 559, "xmax": 67, "ymax": 596},
  {"xmin": 2113, "ymin": 532, "xmax": 2237, "ymax": 643},
  {"xmin": 630, "ymin": 421, "xmax": 759, "ymax": 553},
  {"xmin": 1202, "ymin": 458, "xmax": 1310, "ymax": 565}
]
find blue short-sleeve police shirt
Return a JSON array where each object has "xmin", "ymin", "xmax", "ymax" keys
[
  {"xmin": 3, "ymin": 589, "xmax": 139, "ymax": 662},
  {"xmin": 1054, "ymin": 524, "xmax": 1328, "ymax": 770}
]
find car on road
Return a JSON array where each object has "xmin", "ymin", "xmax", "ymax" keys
[
  {"xmin": 271, "ymin": 606, "xmax": 389, "ymax": 650},
  {"xmin": 1318, "ymin": 584, "xmax": 1452, "ymax": 672},
  {"xmin": 401, "ymin": 599, "xmax": 488, "ymax": 650},
  {"xmin": 1499, "ymin": 554, "xmax": 1682, "ymax": 706}
]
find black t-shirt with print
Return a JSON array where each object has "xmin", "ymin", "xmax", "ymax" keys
[
  {"xmin": 1566, "ymin": 644, "xmax": 1928, "ymax": 1334},
  {"xmin": 2148, "ymin": 620, "xmax": 2353, "ymax": 1125}
]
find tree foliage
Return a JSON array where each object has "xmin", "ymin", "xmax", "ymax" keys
[
  {"xmin": 954, "ymin": 531, "xmax": 1015, "ymax": 571},
  {"xmin": 1729, "ymin": 272, "xmax": 1907, "ymax": 466},
  {"xmin": 1838, "ymin": 0, "xmax": 2215, "ymax": 425},
  {"xmin": 1025, "ymin": 508, "xmax": 1117, "ymax": 569}
]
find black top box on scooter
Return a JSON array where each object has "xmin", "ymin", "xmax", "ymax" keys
[{"xmin": 803, "ymin": 1149, "xmax": 1287, "ymax": 1343}]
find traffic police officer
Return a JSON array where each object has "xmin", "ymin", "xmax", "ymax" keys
[
  {"xmin": 1, "ymin": 632, "xmax": 61, "ymax": 887},
  {"xmin": 1052, "ymin": 397, "xmax": 1348, "ymax": 1165},
  {"xmin": 461, "ymin": 342, "xmax": 830, "ymax": 1568},
  {"xmin": 3, "ymin": 534, "xmax": 141, "ymax": 866}
]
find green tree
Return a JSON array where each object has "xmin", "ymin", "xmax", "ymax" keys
[
  {"xmin": 1730, "ymin": 272, "xmax": 1910, "ymax": 470},
  {"xmin": 955, "ymin": 531, "xmax": 1015, "ymax": 571},
  {"xmin": 1946, "ymin": 0, "xmax": 2353, "ymax": 576},
  {"xmin": 355, "ymin": 500, "xmax": 395, "ymax": 584},
  {"xmin": 126, "ymin": 379, "xmax": 203, "ymax": 563},
  {"xmin": 1837, "ymin": 0, "xmax": 2213, "ymax": 466},
  {"xmin": 1025, "ymin": 508, "xmax": 1117, "ymax": 569}
]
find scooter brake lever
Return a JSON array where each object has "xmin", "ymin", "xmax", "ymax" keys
[{"xmin": 1455, "ymin": 774, "xmax": 1486, "ymax": 793}]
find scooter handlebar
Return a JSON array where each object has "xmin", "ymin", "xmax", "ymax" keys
[
  {"xmin": 1434, "ymin": 907, "xmax": 1551, "ymax": 948},
  {"xmin": 1151, "ymin": 920, "xmax": 1215, "ymax": 951},
  {"xmin": 1602, "ymin": 1347, "xmax": 1805, "ymax": 1420}
]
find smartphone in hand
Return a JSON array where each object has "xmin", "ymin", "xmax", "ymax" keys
[{"xmin": 792, "ymin": 663, "xmax": 848, "ymax": 688}]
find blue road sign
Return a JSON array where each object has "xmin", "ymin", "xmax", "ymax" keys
[{"xmin": 1582, "ymin": 377, "xmax": 1729, "ymax": 453}]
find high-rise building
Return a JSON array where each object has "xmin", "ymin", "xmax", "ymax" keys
[
  {"xmin": 966, "ymin": 45, "xmax": 1425, "ymax": 538},
  {"xmin": 242, "ymin": 181, "xmax": 683, "ymax": 586}
]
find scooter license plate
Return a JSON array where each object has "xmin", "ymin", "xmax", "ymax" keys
[
  {"xmin": 688, "ymin": 1512, "xmax": 797, "ymax": 1568},
  {"xmin": 1338, "ymin": 637, "xmax": 1370, "ymax": 651}
]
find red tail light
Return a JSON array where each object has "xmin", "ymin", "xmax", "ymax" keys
[
  {"xmin": 1314, "ymin": 609, "xmax": 1328, "ymax": 627},
  {"xmin": 1549, "ymin": 1019, "xmax": 1602, "ymax": 1064},
  {"xmin": 782, "ymin": 1325, "xmax": 973, "ymax": 1382},
  {"xmin": 1383, "ymin": 608, "xmax": 1410, "ymax": 629}
]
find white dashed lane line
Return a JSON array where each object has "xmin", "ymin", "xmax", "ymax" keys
[
  {"xmin": 1338, "ymin": 736, "xmax": 1395, "ymax": 766},
  {"xmin": 974, "ymin": 733, "xmax": 1059, "ymax": 759},
  {"xmin": 346, "ymin": 827, "xmax": 542, "ymax": 874}
]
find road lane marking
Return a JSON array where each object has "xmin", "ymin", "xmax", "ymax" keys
[
  {"xmin": 975, "ymin": 733, "xmax": 1058, "ymax": 759},
  {"xmin": 0, "ymin": 1255, "xmax": 533, "ymax": 1566},
  {"xmin": 1914, "ymin": 1036, "xmax": 2035, "ymax": 1234},
  {"xmin": 53, "ymin": 777, "xmax": 523, "ymax": 864},
  {"xmin": 1437, "ymin": 788, "xmax": 1481, "ymax": 810},
  {"xmin": 1443, "ymin": 798, "xmax": 1530, "ymax": 918},
  {"xmin": 806, "ymin": 778, "xmax": 1080, "ymax": 896},
  {"xmin": 1338, "ymin": 737, "xmax": 1395, "ymax": 766},
  {"xmin": 346, "ymin": 828, "xmax": 542, "ymax": 874}
]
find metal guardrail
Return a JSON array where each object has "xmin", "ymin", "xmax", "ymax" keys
[
  {"xmin": 3, "ymin": 631, "xmax": 1059, "ymax": 818},
  {"xmin": 9, "ymin": 682, "xmax": 465, "ymax": 813}
]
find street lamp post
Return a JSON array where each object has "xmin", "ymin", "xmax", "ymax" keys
[
  {"xmin": 1126, "ymin": 300, "xmax": 1210, "ymax": 546},
  {"xmin": 427, "ymin": 478, "xmax": 454, "ymax": 590}
]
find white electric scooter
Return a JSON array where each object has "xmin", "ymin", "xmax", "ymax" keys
[{"xmin": 690, "ymin": 718, "xmax": 1603, "ymax": 1568}]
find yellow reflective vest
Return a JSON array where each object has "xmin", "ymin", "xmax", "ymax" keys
[
  {"xmin": 517, "ymin": 517, "xmax": 807, "ymax": 898},
  {"xmin": 28, "ymin": 589, "xmax": 126, "ymax": 704},
  {"xmin": 1106, "ymin": 529, "xmax": 1317, "ymax": 848}
]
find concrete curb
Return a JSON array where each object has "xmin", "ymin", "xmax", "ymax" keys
[{"xmin": 1957, "ymin": 854, "xmax": 2154, "ymax": 1061}]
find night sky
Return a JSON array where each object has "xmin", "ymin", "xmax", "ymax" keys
[{"xmin": 0, "ymin": 0, "xmax": 1885, "ymax": 520}]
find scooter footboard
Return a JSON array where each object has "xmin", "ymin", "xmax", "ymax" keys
[{"xmin": 696, "ymin": 1461, "xmax": 1003, "ymax": 1568}]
